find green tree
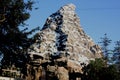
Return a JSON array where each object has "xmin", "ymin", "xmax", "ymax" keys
[
  {"xmin": 113, "ymin": 40, "xmax": 120, "ymax": 71},
  {"xmin": 82, "ymin": 58, "xmax": 106, "ymax": 80},
  {"xmin": 82, "ymin": 58, "xmax": 120, "ymax": 80},
  {"xmin": 114, "ymin": 40, "xmax": 120, "ymax": 53},
  {"xmin": 0, "ymin": 0, "xmax": 38, "ymax": 68},
  {"xmin": 99, "ymin": 34, "xmax": 112, "ymax": 60}
]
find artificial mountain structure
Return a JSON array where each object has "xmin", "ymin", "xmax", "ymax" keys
[{"xmin": 25, "ymin": 4, "xmax": 102, "ymax": 80}]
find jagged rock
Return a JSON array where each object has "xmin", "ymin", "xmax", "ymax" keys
[
  {"xmin": 67, "ymin": 60, "xmax": 82, "ymax": 73},
  {"xmin": 46, "ymin": 65, "xmax": 58, "ymax": 80},
  {"xmin": 26, "ymin": 3, "xmax": 103, "ymax": 80},
  {"xmin": 28, "ymin": 3, "xmax": 102, "ymax": 63},
  {"xmin": 25, "ymin": 64, "xmax": 42, "ymax": 80},
  {"xmin": 46, "ymin": 65, "xmax": 69, "ymax": 80},
  {"xmin": 57, "ymin": 67, "xmax": 69, "ymax": 80}
]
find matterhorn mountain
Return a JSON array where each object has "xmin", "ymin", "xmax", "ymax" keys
[{"xmin": 26, "ymin": 3, "xmax": 102, "ymax": 80}]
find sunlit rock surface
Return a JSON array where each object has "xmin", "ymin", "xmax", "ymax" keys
[{"xmin": 26, "ymin": 3, "xmax": 102, "ymax": 80}]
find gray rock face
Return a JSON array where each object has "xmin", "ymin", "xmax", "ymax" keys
[
  {"xmin": 26, "ymin": 3, "xmax": 103, "ymax": 80},
  {"xmin": 28, "ymin": 3, "xmax": 102, "ymax": 64}
]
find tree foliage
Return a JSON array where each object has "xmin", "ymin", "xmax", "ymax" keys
[
  {"xmin": 99, "ymin": 34, "xmax": 120, "ymax": 70},
  {"xmin": 113, "ymin": 40, "xmax": 120, "ymax": 71},
  {"xmin": 82, "ymin": 58, "xmax": 120, "ymax": 80},
  {"xmin": 99, "ymin": 34, "xmax": 112, "ymax": 57},
  {"xmin": 0, "ymin": 0, "xmax": 38, "ymax": 67},
  {"xmin": 114, "ymin": 40, "xmax": 120, "ymax": 53}
]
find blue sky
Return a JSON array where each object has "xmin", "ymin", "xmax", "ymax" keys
[{"xmin": 27, "ymin": 0, "xmax": 120, "ymax": 48}]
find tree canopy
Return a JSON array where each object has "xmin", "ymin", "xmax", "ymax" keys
[
  {"xmin": 0, "ymin": 0, "xmax": 38, "ymax": 67},
  {"xmin": 82, "ymin": 58, "xmax": 120, "ymax": 80}
]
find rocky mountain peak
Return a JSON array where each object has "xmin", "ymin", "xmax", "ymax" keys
[
  {"xmin": 59, "ymin": 3, "xmax": 76, "ymax": 13},
  {"xmin": 42, "ymin": 3, "xmax": 77, "ymax": 30},
  {"xmin": 30, "ymin": 3, "xmax": 102, "ymax": 60},
  {"xmin": 26, "ymin": 4, "xmax": 103, "ymax": 80}
]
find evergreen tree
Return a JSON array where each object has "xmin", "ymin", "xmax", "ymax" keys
[
  {"xmin": 0, "ymin": 0, "xmax": 38, "ymax": 68},
  {"xmin": 113, "ymin": 40, "xmax": 120, "ymax": 71},
  {"xmin": 82, "ymin": 58, "xmax": 120, "ymax": 80},
  {"xmin": 99, "ymin": 33, "xmax": 112, "ymax": 60},
  {"xmin": 114, "ymin": 40, "xmax": 120, "ymax": 53}
]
